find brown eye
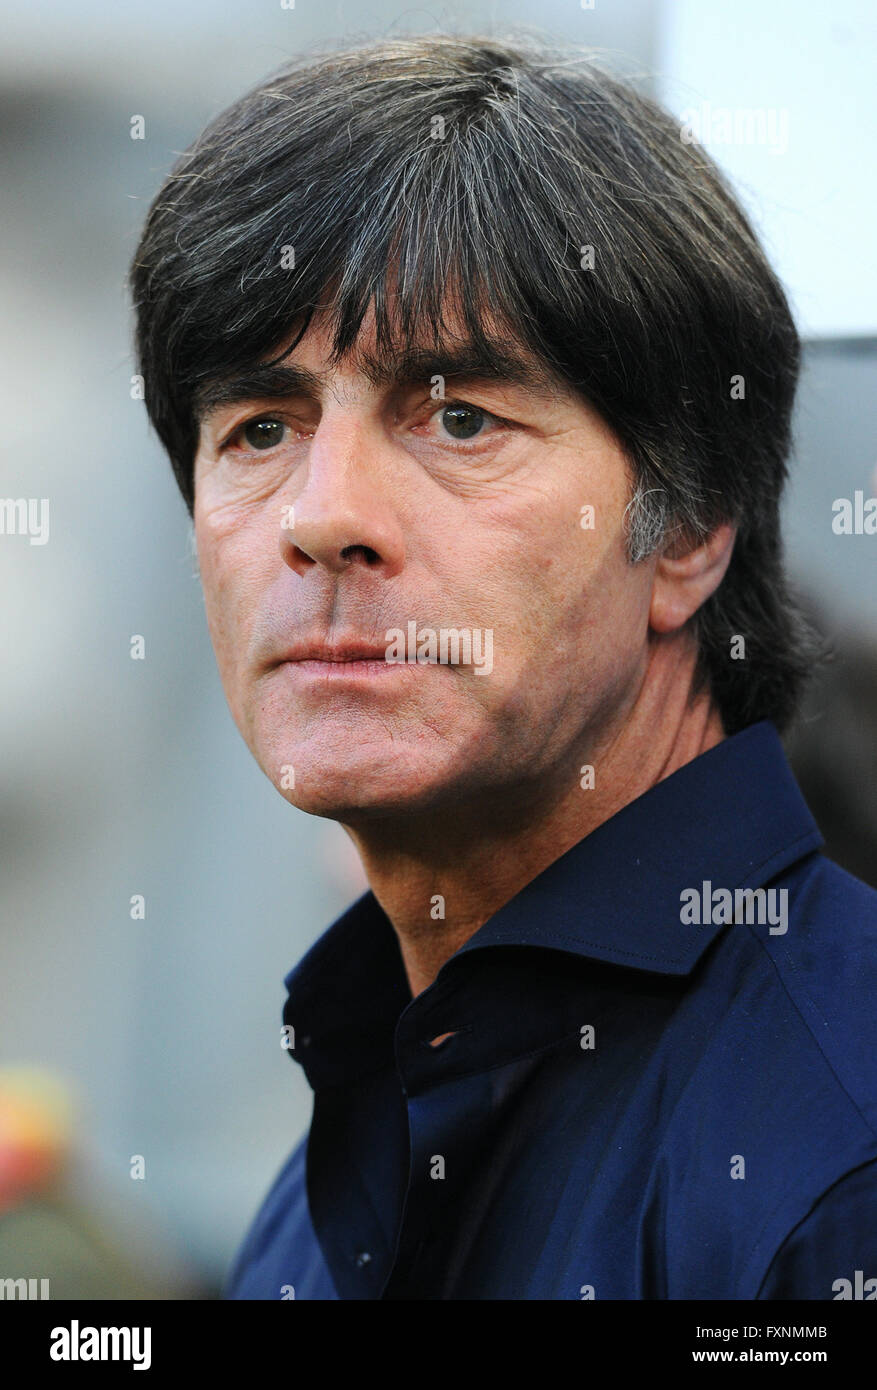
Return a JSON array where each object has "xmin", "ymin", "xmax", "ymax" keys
[
  {"xmin": 243, "ymin": 419, "xmax": 285, "ymax": 450},
  {"xmin": 441, "ymin": 403, "xmax": 485, "ymax": 439}
]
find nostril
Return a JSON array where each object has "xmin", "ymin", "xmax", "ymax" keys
[{"xmin": 340, "ymin": 544, "xmax": 380, "ymax": 564}]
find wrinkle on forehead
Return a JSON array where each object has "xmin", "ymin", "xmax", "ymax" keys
[
  {"xmin": 280, "ymin": 293, "xmax": 565, "ymax": 396},
  {"xmin": 194, "ymin": 292, "xmax": 568, "ymax": 426}
]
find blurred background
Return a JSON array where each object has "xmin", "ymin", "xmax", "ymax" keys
[{"xmin": 1, "ymin": 0, "xmax": 875, "ymax": 1297}]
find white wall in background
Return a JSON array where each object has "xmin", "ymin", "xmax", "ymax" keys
[{"xmin": 657, "ymin": 0, "xmax": 877, "ymax": 338}]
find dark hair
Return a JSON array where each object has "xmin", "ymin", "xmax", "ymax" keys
[{"xmin": 130, "ymin": 32, "xmax": 816, "ymax": 735}]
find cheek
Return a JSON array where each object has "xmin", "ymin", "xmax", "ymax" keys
[
  {"xmin": 194, "ymin": 525, "xmax": 259, "ymax": 706},
  {"xmin": 493, "ymin": 500, "xmax": 652, "ymax": 705},
  {"xmin": 489, "ymin": 501, "xmax": 632, "ymax": 641}
]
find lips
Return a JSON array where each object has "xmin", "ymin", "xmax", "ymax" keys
[
  {"xmin": 274, "ymin": 639, "xmax": 413, "ymax": 688},
  {"xmin": 277, "ymin": 641, "xmax": 391, "ymax": 664}
]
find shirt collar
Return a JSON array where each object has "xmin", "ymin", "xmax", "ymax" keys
[{"xmin": 283, "ymin": 720, "xmax": 822, "ymax": 1087}]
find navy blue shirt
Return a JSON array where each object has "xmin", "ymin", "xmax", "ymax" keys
[{"xmin": 226, "ymin": 721, "xmax": 877, "ymax": 1300}]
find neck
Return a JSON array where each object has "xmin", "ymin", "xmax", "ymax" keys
[{"xmin": 343, "ymin": 631, "xmax": 725, "ymax": 997}]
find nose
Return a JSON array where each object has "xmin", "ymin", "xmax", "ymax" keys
[{"xmin": 279, "ymin": 411, "xmax": 406, "ymax": 579}]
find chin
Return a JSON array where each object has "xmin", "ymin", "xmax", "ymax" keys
[
  {"xmin": 260, "ymin": 743, "xmax": 465, "ymax": 822},
  {"xmin": 278, "ymin": 783, "xmax": 447, "ymax": 823}
]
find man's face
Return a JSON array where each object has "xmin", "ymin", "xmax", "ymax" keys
[{"xmin": 193, "ymin": 307, "xmax": 658, "ymax": 823}]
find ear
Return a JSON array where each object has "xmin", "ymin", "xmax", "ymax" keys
[{"xmin": 649, "ymin": 521, "xmax": 737, "ymax": 634}]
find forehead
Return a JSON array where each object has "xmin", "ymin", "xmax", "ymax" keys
[
  {"xmin": 296, "ymin": 296, "xmax": 555, "ymax": 377},
  {"xmin": 193, "ymin": 297, "xmax": 566, "ymax": 424}
]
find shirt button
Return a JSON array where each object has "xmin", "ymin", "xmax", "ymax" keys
[{"xmin": 355, "ymin": 1251, "xmax": 372, "ymax": 1268}]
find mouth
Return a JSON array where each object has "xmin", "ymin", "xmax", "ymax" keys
[
  {"xmin": 278, "ymin": 642, "xmax": 395, "ymax": 664},
  {"xmin": 274, "ymin": 640, "xmax": 421, "ymax": 686}
]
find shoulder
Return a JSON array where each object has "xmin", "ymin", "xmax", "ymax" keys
[
  {"xmin": 757, "ymin": 1157, "xmax": 877, "ymax": 1299},
  {"xmin": 755, "ymin": 853, "xmax": 877, "ymax": 1133}
]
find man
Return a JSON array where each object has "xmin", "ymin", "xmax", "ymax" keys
[{"xmin": 130, "ymin": 35, "xmax": 877, "ymax": 1300}]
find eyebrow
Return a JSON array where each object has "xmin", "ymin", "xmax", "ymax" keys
[
  {"xmin": 193, "ymin": 341, "xmax": 560, "ymax": 428},
  {"xmin": 194, "ymin": 365, "xmax": 323, "ymax": 426}
]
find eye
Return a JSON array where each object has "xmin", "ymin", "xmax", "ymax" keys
[
  {"xmin": 241, "ymin": 418, "xmax": 286, "ymax": 450},
  {"xmin": 439, "ymin": 402, "xmax": 489, "ymax": 440}
]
